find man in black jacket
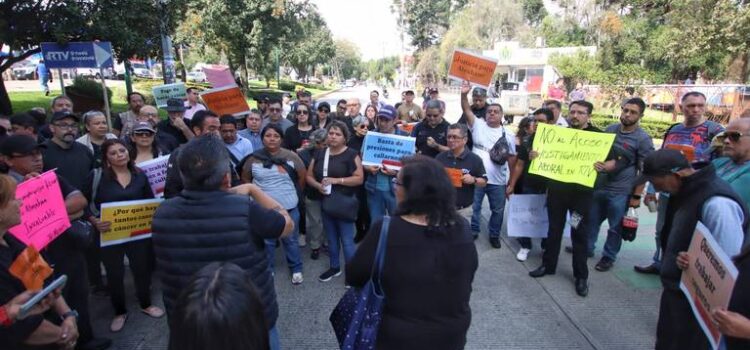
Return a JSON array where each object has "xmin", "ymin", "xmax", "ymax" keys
[{"xmin": 152, "ymin": 135, "xmax": 293, "ymax": 349}]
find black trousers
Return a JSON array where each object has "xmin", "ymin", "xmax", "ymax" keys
[
  {"xmin": 85, "ymin": 230, "xmax": 104, "ymax": 287},
  {"xmin": 47, "ymin": 244, "xmax": 94, "ymax": 344},
  {"xmin": 100, "ymin": 239, "xmax": 153, "ymax": 315},
  {"xmin": 655, "ymin": 288, "xmax": 709, "ymax": 350},
  {"xmin": 541, "ymin": 185, "xmax": 591, "ymax": 280},
  {"xmin": 354, "ymin": 185, "xmax": 371, "ymax": 241}
]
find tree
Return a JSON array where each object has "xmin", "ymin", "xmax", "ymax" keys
[
  {"xmin": 522, "ymin": 0, "xmax": 547, "ymax": 25},
  {"xmin": 281, "ymin": 1, "xmax": 335, "ymax": 80},
  {"xmin": 332, "ymin": 39, "xmax": 364, "ymax": 80},
  {"xmin": 392, "ymin": 0, "xmax": 464, "ymax": 52}
]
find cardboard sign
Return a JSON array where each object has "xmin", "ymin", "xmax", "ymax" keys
[
  {"xmin": 204, "ymin": 66, "xmax": 236, "ymax": 88},
  {"xmin": 361, "ymin": 132, "xmax": 416, "ymax": 170},
  {"xmin": 9, "ymin": 246, "xmax": 53, "ymax": 290},
  {"xmin": 9, "ymin": 171, "xmax": 71, "ymax": 250},
  {"xmin": 506, "ymin": 194, "xmax": 570, "ymax": 238},
  {"xmin": 152, "ymin": 82, "xmax": 187, "ymax": 108},
  {"xmin": 398, "ymin": 122, "xmax": 418, "ymax": 134},
  {"xmin": 680, "ymin": 223, "xmax": 738, "ymax": 350},
  {"xmin": 200, "ymin": 86, "xmax": 251, "ymax": 117},
  {"xmin": 528, "ymin": 123, "xmax": 616, "ymax": 188},
  {"xmin": 137, "ymin": 155, "xmax": 170, "ymax": 197},
  {"xmin": 447, "ymin": 49, "xmax": 498, "ymax": 88},
  {"xmin": 445, "ymin": 167, "xmax": 463, "ymax": 188},
  {"xmin": 100, "ymin": 198, "xmax": 163, "ymax": 247}
]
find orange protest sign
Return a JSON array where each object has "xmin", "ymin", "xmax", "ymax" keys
[
  {"xmin": 398, "ymin": 123, "xmax": 417, "ymax": 134},
  {"xmin": 448, "ymin": 49, "xmax": 498, "ymax": 88},
  {"xmin": 9, "ymin": 246, "xmax": 53, "ymax": 290},
  {"xmin": 199, "ymin": 86, "xmax": 251, "ymax": 117},
  {"xmin": 445, "ymin": 168, "xmax": 463, "ymax": 188},
  {"xmin": 664, "ymin": 143, "xmax": 696, "ymax": 163}
]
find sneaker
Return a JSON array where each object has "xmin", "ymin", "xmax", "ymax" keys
[
  {"xmin": 489, "ymin": 237, "xmax": 501, "ymax": 249},
  {"xmin": 310, "ymin": 249, "xmax": 320, "ymax": 260},
  {"xmin": 595, "ymin": 257, "xmax": 614, "ymax": 272},
  {"xmin": 318, "ymin": 268, "xmax": 342, "ymax": 282},
  {"xmin": 292, "ymin": 272, "xmax": 303, "ymax": 285},
  {"xmin": 516, "ymin": 248, "xmax": 530, "ymax": 262},
  {"xmin": 298, "ymin": 235, "xmax": 306, "ymax": 247}
]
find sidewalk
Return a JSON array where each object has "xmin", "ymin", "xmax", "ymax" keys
[{"xmin": 87, "ymin": 202, "xmax": 662, "ymax": 350}]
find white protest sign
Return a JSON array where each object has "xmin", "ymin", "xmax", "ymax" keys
[
  {"xmin": 507, "ymin": 194, "xmax": 570, "ymax": 238},
  {"xmin": 152, "ymin": 83, "xmax": 186, "ymax": 108},
  {"xmin": 137, "ymin": 155, "xmax": 169, "ymax": 197},
  {"xmin": 680, "ymin": 222, "xmax": 739, "ymax": 350}
]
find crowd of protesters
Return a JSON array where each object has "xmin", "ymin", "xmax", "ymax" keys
[{"xmin": 0, "ymin": 79, "xmax": 749, "ymax": 350}]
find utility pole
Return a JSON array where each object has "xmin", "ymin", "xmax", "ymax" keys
[{"xmin": 158, "ymin": 0, "xmax": 176, "ymax": 84}]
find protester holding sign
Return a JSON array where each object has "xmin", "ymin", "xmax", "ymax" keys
[
  {"xmin": 460, "ymin": 81, "xmax": 516, "ymax": 246},
  {"xmin": 84, "ymin": 139, "xmax": 164, "ymax": 333},
  {"xmin": 240, "ymin": 124, "xmax": 306, "ymax": 285},
  {"xmin": 710, "ymin": 245, "xmax": 750, "ymax": 349},
  {"xmin": 528, "ymin": 100, "xmax": 615, "ymax": 298},
  {"xmin": 0, "ymin": 174, "xmax": 82, "ymax": 350},
  {"xmin": 639, "ymin": 149, "xmax": 748, "ymax": 350},
  {"xmin": 507, "ymin": 109, "xmax": 554, "ymax": 261},
  {"xmin": 306, "ymin": 121, "xmax": 364, "ymax": 282},
  {"xmin": 435, "ymin": 123, "xmax": 486, "ymax": 222}
]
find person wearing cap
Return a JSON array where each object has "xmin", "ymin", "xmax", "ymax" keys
[
  {"xmin": 183, "ymin": 87, "xmax": 206, "ymax": 121},
  {"xmin": 640, "ymin": 149, "xmax": 749, "ymax": 350},
  {"xmin": 10, "ymin": 113, "xmax": 45, "ymax": 144},
  {"xmin": 3, "ymin": 134, "xmax": 113, "ymax": 350},
  {"xmin": 76, "ymin": 111, "xmax": 118, "ymax": 168},
  {"xmin": 159, "ymin": 98, "xmax": 195, "ymax": 145},
  {"xmin": 411, "ymin": 100, "xmax": 450, "ymax": 158},
  {"xmin": 459, "ymin": 81, "xmax": 516, "ymax": 248},
  {"xmin": 457, "ymin": 87, "xmax": 490, "ymax": 150},
  {"xmin": 363, "ymin": 105, "xmax": 409, "ymax": 221},
  {"xmin": 396, "ymin": 90, "xmax": 423, "ymax": 122},
  {"xmin": 635, "ymin": 91, "xmax": 725, "ymax": 275},
  {"xmin": 423, "ymin": 87, "xmax": 445, "ymax": 112},
  {"xmin": 129, "ymin": 122, "xmax": 170, "ymax": 164},
  {"xmin": 712, "ymin": 118, "xmax": 750, "ymax": 207},
  {"xmin": 42, "ymin": 111, "xmax": 95, "ymax": 193}
]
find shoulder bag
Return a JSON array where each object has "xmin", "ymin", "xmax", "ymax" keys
[
  {"xmin": 321, "ymin": 148, "xmax": 359, "ymax": 222},
  {"xmin": 330, "ymin": 216, "xmax": 391, "ymax": 349}
]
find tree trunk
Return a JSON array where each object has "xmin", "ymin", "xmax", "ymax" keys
[{"xmin": 0, "ymin": 74, "xmax": 12, "ymax": 116}]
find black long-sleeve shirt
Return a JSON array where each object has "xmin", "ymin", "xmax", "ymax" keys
[{"xmin": 346, "ymin": 216, "xmax": 478, "ymax": 350}]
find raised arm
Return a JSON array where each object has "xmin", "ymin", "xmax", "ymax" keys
[{"xmin": 460, "ymin": 81, "xmax": 476, "ymax": 127}]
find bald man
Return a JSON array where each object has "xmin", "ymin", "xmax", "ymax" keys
[
  {"xmin": 136, "ymin": 105, "xmax": 179, "ymax": 151},
  {"xmin": 712, "ymin": 117, "xmax": 750, "ymax": 206}
]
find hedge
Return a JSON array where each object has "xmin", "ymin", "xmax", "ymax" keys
[{"xmin": 589, "ymin": 114, "xmax": 674, "ymax": 139}]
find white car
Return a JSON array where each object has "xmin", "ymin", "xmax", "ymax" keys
[
  {"xmin": 12, "ymin": 61, "xmax": 36, "ymax": 80},
  {"xmin": 186, "ymin": 71, "xmax": 207, "ymax": 83},
  {"xmin": 130, "ymin": 63, "xmax": 153, "ymax": 79}
]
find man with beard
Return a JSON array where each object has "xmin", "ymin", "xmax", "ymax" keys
[
  {"xmin": 42, "ymin": 111, "xmax": 94, "ymax": 193},
  {"xmin": 113, "ymin": 92, "xmax": 146, "ymax": 137}
]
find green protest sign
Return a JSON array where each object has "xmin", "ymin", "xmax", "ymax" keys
[{"xmin": 152, "ymin": 83, "xmax": 186, "ymax": 108}]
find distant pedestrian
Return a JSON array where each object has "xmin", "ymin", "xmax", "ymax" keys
[{"xmin": 36, "ymin": 60, "xmax": 51, "ymax": 96}]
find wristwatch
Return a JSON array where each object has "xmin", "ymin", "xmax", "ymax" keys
[{"xmin": 61, "ymin": 310, "xmax": 79, "ymax": 322}]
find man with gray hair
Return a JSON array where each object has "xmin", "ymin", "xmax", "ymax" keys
[
  {"xmin": 436, "ymin": 123, "xmax": 487, "ymax": 221},
  {"xmin": 411, "ymin": 99, "xmax": 450, "ymax": 157},
  {"xmin": 152, "ymin": 134, "xmax": 293, "ymax": 349}
]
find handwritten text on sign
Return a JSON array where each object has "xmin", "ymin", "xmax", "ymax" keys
[
  {"xmin": 9, "ymin": 171, "xmax": 71, "ymax": 250},
  {"xmin": 507, "ymin": 194, "xmax": 570, "ymax": 238},
  {"xmin": 100, "ymin": 198, "xmax": 163, "ymax": 247},
  {"xmin": 361, "ymin": 132, "xmax": 416, "ymax": 170},
  {"xmin": 200, "ymin": 86, "xmax": 250, "ymax": 117},
  {"xmin": 137, "ymin": 155, "xmax": 169, "ymax": 197},
  {"xmin": 680, "ymin": 223, "xmax": 738, "ymax": 350},
  {"xmin": 152, "ymin": 82, "xmax": 186, "ymax": 108},
  {"xmin": 447, "ymin": 49, "xmax": 499, "ymax": 89},
  {"xmin": 528, "ymin": 123, "xmax": 615, "ymax": 188}
]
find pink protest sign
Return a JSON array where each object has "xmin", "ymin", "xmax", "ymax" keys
[
  {"xmin": 9, "ymin": 171, "xmax": 71, "ymax": 250},
  {"xmin": 204, "ymin": 66, "xmax": 236, "ymax": 88}
]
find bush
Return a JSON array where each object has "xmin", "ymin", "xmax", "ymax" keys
[
  {"xmin": 67, "ymin": 77, "xmax": 113, "ymax": 104},
  {"xmin": 589, "ymin": 113, "xmax": 674, "ymax": 139}
]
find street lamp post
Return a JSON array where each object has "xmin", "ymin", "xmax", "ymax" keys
[{"xmin": 158, "ymin": 0, "xmax": 176, "ymax": 84}]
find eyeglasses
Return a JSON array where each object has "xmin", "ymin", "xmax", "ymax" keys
[
  {"xmin": 718, "ymin": 131, "xmax": 750, "ymax": 143},
  {"xmin": 268, "ymin": 108, "xmax": 282, "ymax": 112},
  {"xmin": 53, "ymin": 123, "xmax": 78, "ymax": 130},
  {"xmin": 318, "ymin": 109, "xmax": 330, "ymax": 113},
  {"xmin": 133, "ymin": 132, "xmax": 154, "ymax": 137},
  {"xmin": 297, "ymin": 110, "xmax": 309, "ymax": 115}
]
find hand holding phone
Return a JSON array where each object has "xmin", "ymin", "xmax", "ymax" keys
[{"xmin": 17, "ymin": 275, "xmax": 67, "ymax": 319}]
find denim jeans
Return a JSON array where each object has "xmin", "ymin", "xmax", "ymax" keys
[
  {"xmin": 471, "ymin": 184, "xmax": 506, "ymax": 239},
  {"xmin": 652, "ymin": 195, "xmax": 670, "ymax": 268},
  {"xmin": 265, "ymin": 207, "xmax": 303, "ymax": 274},
  {"xmin": 366, "ymin": 188, "xmax": 397, "ymax": 222},
  {"xmin": 322, "ymin": 211, "xmax": 356, "ymax": 269},
  {"xmin": 269, "ymin": 326, "xmax": 280, "ymax": 350},
  {"xmin": 586, "ymin": 190, "xmax": 629, "ymax": 261}
]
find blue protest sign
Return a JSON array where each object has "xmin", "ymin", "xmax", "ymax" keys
[
  {"xmin": 40, "ymin": 42, "xmax": 114, "ymax": 69},
  {"xmin": 361, "ymin": 131, "xmax": 416, "ymax": 170}
]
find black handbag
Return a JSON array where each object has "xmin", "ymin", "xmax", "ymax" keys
[{"xmin": 320, "ymin": 148, "xmax": 358, "ymax": 222}]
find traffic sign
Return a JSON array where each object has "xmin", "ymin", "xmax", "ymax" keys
[{"xmin": 40, "ymin": 42, "xmax": 114, "ymax": 69}]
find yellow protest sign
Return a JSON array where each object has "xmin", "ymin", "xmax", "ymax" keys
[
  {"xmin": 528, "ymin": 123, "xmax": 615, "ymax": 187},
  {"xmin": 100, "ymin": 198, "xmax": 163, "ymax": 247}
]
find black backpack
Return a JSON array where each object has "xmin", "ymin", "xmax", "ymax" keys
[{"xmin": 489, "ymin": 127, "xmax": 510, "ymax": 165}]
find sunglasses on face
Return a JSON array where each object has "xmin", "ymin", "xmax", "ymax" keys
[
  {"xmin": 134, "ymin": 132, "xmax": 154, "ymax": 137},
  {"xmin": 297, "ymin": 110, "xmax": 309, "ymax": 115},
  {"xmin": 718, "ymin": 131, "xmax": 750, "ymax": 143},
  {"xmin": 319, "ymin": 109, "xmax": 330, "ymax": 113}
]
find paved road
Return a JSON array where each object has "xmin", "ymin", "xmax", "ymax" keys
[{"xmin": 88, "ymin": 86, "xmax": 663, "ymax": 349}]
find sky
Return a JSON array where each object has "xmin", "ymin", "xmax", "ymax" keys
[{"xmin": 310, "ymin": 0, "xmax": 407, "ymax": 61}]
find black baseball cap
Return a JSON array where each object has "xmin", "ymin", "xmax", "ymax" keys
[
  {"xmin": 473, "ymin": 88, "xmax": 488, "ymax": 97},
  {"xmin": 164, "ymin": 98, "xmax": 187, "ymax": 112},
  {"xmin": 637, "ymin": 149, "xmax": 691, "ymax": 184},
  {"xmin": 50, "ymin": 110, "xmax": 79, "ymax": 123},
  {"xmin": 0, "ymin": 135, "xmax": 46, "ymax": 157},
  {"xmin": 317, "ymin": 102, "xmax": 331, "ymax": 111}
]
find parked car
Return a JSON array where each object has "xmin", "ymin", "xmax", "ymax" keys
[
  {"xmin": 12, "ymin": 61, "xmax": 36, "ymax": 80},
  {"xmin": 130, "ymin": 62, "xmax": 153, "ymax": 78},
  {"xmin": 186, "ymin": 71, "xmax": 207, "ymax": 83},
  {"xmin": 345, "ymin": 78, "xmax": 356, "ymax": 88}
]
